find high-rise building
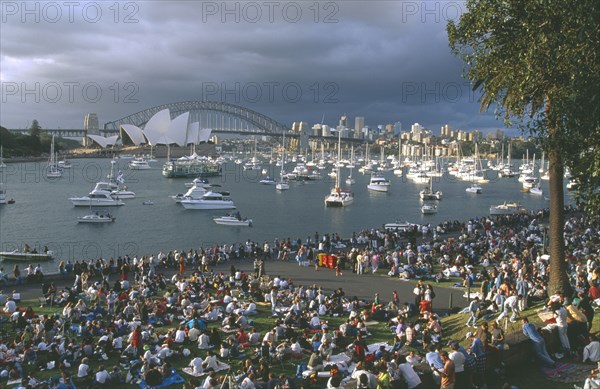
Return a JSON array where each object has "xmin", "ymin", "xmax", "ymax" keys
[
  {"xmin": 340, "ymin": 114, "xmax": 348, "ymax": 128},
  {"xmin": 441, "ymin": 124, "xmax": 451, "ymax": 137},
  {"xmin": 312, "ymin": 124, "xmax": 322, "ymax": 136},
  {"xmin": 321, "ymin": 125, "xmax": 331, "ymax": 137},
  {"xmin": 496, "ymin": 129, "xmax": 505, "ymax": 140},
  {"xmin": 354, "ymin": 116, "xmax": 364, "ymax": 139},
  {"xmin": 393, "ymin": 121, "xmax": 402, "ymax": 136},
  {"xmin": 385, "ymin": 124, "xmax": 394, "ymax": 134}
]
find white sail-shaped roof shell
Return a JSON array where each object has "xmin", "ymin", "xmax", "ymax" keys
[
  {"xmin": 87, "ymin": 135, "xmax": 118, "ymax": 148},
  {"xmin": 168, "ymin": 112, "xmax": 190, "ymax": 147},
  {"xmin": 143, "ymin": 109, "xmax": 174, "ymax": 145},
  {"xmin": 120, "ymin": 124, "xmax": 147, "ymax": 145},
  {"xmin": 198, "ymin": 128, "xmax": 212, "ymax": 143},
  {"xmin": 186, "ymin": 122, "xmax": 200, "ymax": 145}
]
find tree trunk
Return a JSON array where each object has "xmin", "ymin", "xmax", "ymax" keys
[{"xmin": 546, "ymin": 99, "xmax": 571, "ymax": 295}]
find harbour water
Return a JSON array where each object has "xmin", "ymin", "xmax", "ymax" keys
[{"xmin": 0, "ymin": 158, "xmax": 569, "ymax": 273}]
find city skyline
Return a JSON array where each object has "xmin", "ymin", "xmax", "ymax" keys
[{"xmin": 1, "ymin": 1, "xmax": 515, "ymax": 134}]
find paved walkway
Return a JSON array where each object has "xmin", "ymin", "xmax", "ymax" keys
[{"xmin": 7, "ymin": 259, "xmax": 468, "ymax": 311}]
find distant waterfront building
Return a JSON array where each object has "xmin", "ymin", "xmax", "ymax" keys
[
  {"xmin": 321, "ymin": 124, "xmax": 331, "ymax": 137},
  {"xmin": 393, "ymin": 121, "xmax": 402, "ymax": 136},
  {"xmin": 312, "ymin": 123, "xmax": 322, "ymax": 136},
  {"xmin": 441, "ymin": 124, "xmax": 451, "ymax": 137},
  {"xmin": 385, "ymin": 124, "xmax": 394, "ymax": 134},
  {"xmin": 340, "ymin": 114, "xmax": 348, "ymax": 128},
  {"xmin": 496, "ymin": 129, "xmax": 505, "ymax": 140},
  {"xmin": 354, "ymin": 116, "xmax": 364, "ymax": 139}
]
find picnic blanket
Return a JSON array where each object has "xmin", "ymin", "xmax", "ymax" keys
[
  {"xmin": 182, "ymin": 363, "xmax": 231, "ymax": 377},
  {"xmin": 462, "ymin": 291, "xmax": 482, "ymax": 300},
  {"xmin": 541, "ymin": 362, "xmax": 593, "ymax": 383},
  {"xmin": 536, "ymin": 308, "xmax": 555, "ymax": 323},
  {"xmin": 367, "ymin": 342, "xmax": 392, "ymax": 354},
  {"xmin": 139, "ymin": 371, "xmax": 185, "ymax": 388}
]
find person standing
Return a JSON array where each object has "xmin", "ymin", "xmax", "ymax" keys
[
  {"xmin": 466, "ymin": 296, "xmax": 480, "ymax": 328},
  {"xmin": 433, "ymin": 351, "xmax": 455, "ymax": 389},
  {"xmin": 516, "ymin": 275, "xmax": 529, "ymax": 310},
  {"xmin": 521, "ymin": 317, "xmax": 555, "ymax": 367}
]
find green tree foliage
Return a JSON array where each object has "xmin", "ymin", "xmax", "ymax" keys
[
  {"xmin": 0, "ymin": 125, "xmax": 79, "ymax": 157},
  {"xmin": 448, "ymin": 0, "xmax": 598, "ymax": 294}
]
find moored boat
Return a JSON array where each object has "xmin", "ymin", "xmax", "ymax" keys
[
  {"xmin": 213, "ymin": 212, "xmax": 252, "ymax": 226},
  {"xmin": 0, "ymin": 250, "xmax": 54, "ymax": 261},
  {"xmin": 77, "ymin": 213, "xmax": 115, "ymax": 223},
  {"xmin": 489, "ymin": 202, "xmax": 522, "ymax": 216},
  {"xmin": 180, "ymin": 191, "xmax": 236, "ymax": 210}
]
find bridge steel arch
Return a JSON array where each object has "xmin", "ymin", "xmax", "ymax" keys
[{"xmin": 103, "ymin": 101, "xmax": 291, "ymax": 136}]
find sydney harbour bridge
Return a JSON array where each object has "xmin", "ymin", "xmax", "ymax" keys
[{"xmin": 9, "ymin": 101, "xmax": 364, "ymax": 148}]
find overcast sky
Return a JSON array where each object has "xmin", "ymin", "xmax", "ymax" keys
[{"xmin": 1, "ymin": 1, "xmax": 511, "ymax": 134}]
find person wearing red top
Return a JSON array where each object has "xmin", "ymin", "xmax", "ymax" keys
[
  {"xmin": 131, "ymin": 326, "xmax": 142, "ymax": 356},
  {"xmin": 589, "ymin": 285, "xmax": 600, "ymax": 300}
]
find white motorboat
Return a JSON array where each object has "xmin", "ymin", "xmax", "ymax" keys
[
  {"xmin": 119, "ymin": 154, "xmax": 134, "ymax": 159},
  {"xmin": 345, "ymin": 175, "xmax": 355, "ymax": 185},
  {"xmin": 325, "ymin": 130, "xmax": 354, "ymax": 207},
  {"xmin": 465, "ymin": 184, "xmax": 482, "ymax": 194},
  {"xmin": 184, "ymin": 178, "xmax": 211, "ymax": 188},
  {"xmin": 421, "ymin": 204, "xmax": 438, "ymax": 214},
  {"xmin": 489, "ymin": 202, "xmax": 522, "ymax": 216},
  {"xmin": 171, "ymin": 183, "xmax": 208, "ymax": 202},
  {"xmin": 69, "ymin": 189, "xmax": 125, "ymax": 207},
  {"xmin": 367, "ymin": 175, "xmax": 390, "ymax": 192},
  {"xmin": 58, "ymin": 158, "xmax": 72, "ymax": 169},
  {"xmin": 566, "ymin": 180, "xmax": 578, "ymax": 190},
  {"xmin": 0, "ymin": 250, "xmax": 54, "ymax": 262},
  {"xmin": 260, "ymin": 176, "xmax": 276, "ymax": 185},
  {"xmin": 529, "ymin": 185, "xmax": 543, "ymax": 196},
  {"xmin": 93, "ymin": 182, "xmax": 136, "ymax": 199},
  {"xmin": 180, "ymin": 191, "xmax": 236, "ymax": 210},
  {"xmin": 213, "ymin": 212, "xmax": 252, "ymax": 226},
  {"xmin": 129, "ymin": 158, "xmax": 151, "ymax": 170},
  {"xmin": 276, "ymin": 181, "xmax": 290, "ymax": 191},
  {"xmin": 384, "ymin": 221, "xmax": 415, "ymax": 232},
  {"xmin": 77, "ymin": 213, "xmax": 115, "ymax": 223}
]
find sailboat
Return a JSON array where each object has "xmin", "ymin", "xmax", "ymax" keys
[
  {"xmin": 0, "ymin": 146, "xmax": 6, "ymax": 169},
  {"xmin": 244, "ymin": 137, "xmax": 260, "ymax": 171},
  {"xmin": 324, "ymin": 130, "xmax": 353, "ymax": 207},
  {"xmin": 275, "ymin": 130, "xmax": 289, "ymax": 191},
  {"xmin": 46, "ymin": 135, "xmax": 63, "ymax": 178},
  {"xmin": 420, "ymin": 178, "xmax": 442, "ymax": 200},
  {"xmin": 345, "ymin": 145, "xmax": 355, "ymax": 185}
]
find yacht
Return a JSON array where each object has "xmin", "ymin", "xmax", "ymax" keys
[
  {"xmin": 276, "ymin": 130, "xmax": 290, "ymax": 191},
  {"xmin": 367, "ymin": 175, "xmax": 391, "ymax": 192},
  {"xmin": 490, "ymin": 202, "xmax": 522, "ymax": 216},
  {"xmin": 0, "ymin": 182, "xmax": 6, "ymax": 205},
  {"xmin": 384, "ymin": 220, "xmax": 415, "ymax": 232},
  {"xmin": 213, "ymin": 212, "xmax": 252, "ymax": 226},
  {"xmin": 325, "ymin": 130, "xmax": 354, "ymax": 207},
  {"xmin": 421, "ymin": 204, "xmax": 438, "ymax": 214},
  {"xmin": 184, "ymin": 178, "xmax": 211, "ymax": 188},
  {"xmin": 180, "ymin": 191, "xmax": 236, "ymax": 210},
  {"xmin": 465, "ymin": 184, "xmax": 482, "ymax": 194},
  {"xmin": 46, "ymin": 135, "xmax": 62, "ymax": 178},
  {"xmin": 0, "ymin": 146, "xmax": 6, "ymax": 169},
  {"xmin": 129, "ymin": 158, "xmax": 152, "ymax": 170},
  {"xmin": 94, "ymin": 182, "xmax": 136, "ymax": 199},
  {"xmin": 69, "ymin": 189, "xmax": 125, "ymax": 207},
  {"xmin": 260, "ymin": 176, "xmax": 276, "ymax": 185},
  {"xmin": 420, "ymin": 180, "xmax": 442, "ymax": 200},
  {"xmin": 58, "ymin": 158, "xmax": 72, "ymax": 169},
  {"xmin": 77, "ymin": 213, "xmax": 116, "ymax": 223},
  {"xmin": 171, "ymin": 183, "xmax": 208, "ymax": 203}
]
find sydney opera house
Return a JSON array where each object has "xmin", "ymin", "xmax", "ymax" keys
[{"xmin": 86, "ymin": 109, "xmax": 212, "ymax": 148}]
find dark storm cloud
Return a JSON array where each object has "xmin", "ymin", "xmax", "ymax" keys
[{"xmin": 0, "ymin": 1, "xmax": 508, "ymax": 133}]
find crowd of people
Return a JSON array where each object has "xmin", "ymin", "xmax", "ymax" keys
[{"xmin": 1, "ymin": 205, "xmax": 599, "ymax": 389}]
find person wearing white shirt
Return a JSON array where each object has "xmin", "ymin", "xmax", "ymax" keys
[
  {"xmin": 584, "ymin": 336, "xmax": 600, "ymax": 363},
  {"xmin": 112, "ymin": 336, "xmax": 123, "ymax": 351},
  {"xmin": 3, "ymin": 298, "xmax": 16, "ymax": 313},
  {"xmin": 240, "ymin": 373, "xmax": 256, "ymax": 389},
  {"xmin": 95, "ymin": 366, "xmax": 110, "ymax": 384},
  {"xmin": 77, "ymin": 358, "xmax": 90, "ymax": 377},
  {"xmin": 174, "ymin": 327, "xmax": 187, "ymax": 343},
  {"xmin": 188, "ymin": 326, "xmax": 201, "ymax": 342},
  {"xmin": 156, "ymin": 345, "xmax": 173, "ymax": 360},
  {"xmin": 496, "ymin": 295, "xmax": 521, "ymax": 323},
  {"xmin": 202, "ymin": 350, "xmax": 220, "ymax": 371},
  {"xmin": 198, "ymin": 332, "xmax": 211, "ymax": 349},
  {"xmin": 309, "ymin": 314, "xmax": 321, "ymax": 329},
  {"xmin": 190, "ymin": 356, "xmax": 204, "ymax": 375},
  {"xmin": 397, "ymin": 355, "xmax": 422, "ymax": 389}
]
